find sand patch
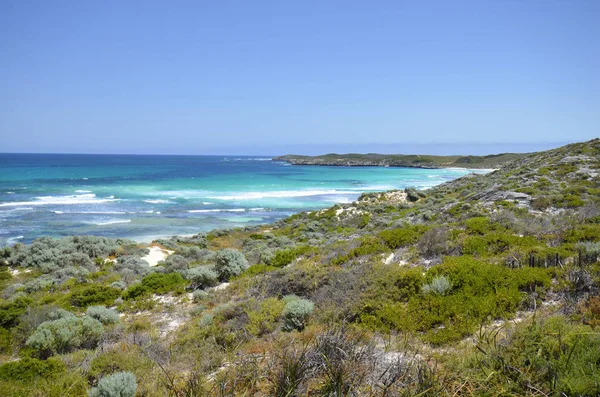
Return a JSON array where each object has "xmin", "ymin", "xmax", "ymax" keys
[{"xmin": 142, "ymin": 246, "xmax": 174, "ymax": 267}]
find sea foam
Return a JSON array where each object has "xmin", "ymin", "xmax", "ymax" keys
[{"xmin": 0, "ymin": 193, "xmax": 119, "ymax": 207}]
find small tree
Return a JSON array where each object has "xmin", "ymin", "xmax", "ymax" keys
[
  {"xmin": 88, "ymin": 372, "xmax": 137, "ymax": 397},
  {"xmin": 214, "ymin": 249, "xmax": 249, "ymax": 281}
]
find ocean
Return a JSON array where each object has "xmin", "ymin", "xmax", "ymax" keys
[{"xmin": 0, "ymin": 153, "xmax": 488, "ymax": 246}]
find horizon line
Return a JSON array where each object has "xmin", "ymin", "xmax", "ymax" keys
[{"xmin": 0, "ymin": 140, "xmax": 581, "ymax": 157}]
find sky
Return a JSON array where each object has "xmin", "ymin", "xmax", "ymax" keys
[{"xmin": 0, "ymin": 0, "xmax": 599, "ymax": 155}]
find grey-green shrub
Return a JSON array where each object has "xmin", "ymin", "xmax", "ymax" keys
[
  {"xmin": 214, "ymin": 248, "xmax": 249, "ymax": 281},
  {"xmin": 47, "ymin": 308, "xmax": 77, "ymax": 321},
  {"xmin": 26, "ymin": 315, "xmax": 104, "ymax": 356},
  {"xmin": 199, "ymin": 314, "xmax": 213, "ymax": 327},
  {"xmin": 192, "ymin": 289, "xmax": 209, "ymax": 302},
  {"xmin": 114, "ymin": 256, "xmax": 150, "ymax": 276},
  {"xmin": 109, "ymin": 280, "xmax": 127, "ymax": 290},
  {"xmin": 282, "ymin": 297, "xmax": 314, "ymax": 331},
  {"xmin": 88, "ymin": 371, "xmax": 137, "ymax": 397},
  {"xmin": 86, "ymin": 306, "xmax": 120, "ymax": 325},
  {"xmin": 422, "ymin": 275, "xmax": 452, "ymax": 296},
  {"xmin": 184, "ymin": 266, "xmax": 218, "ymax": 289},
  {"xmin": 162, "ymin": 254, "xmax": 188, "ymax": 271}
]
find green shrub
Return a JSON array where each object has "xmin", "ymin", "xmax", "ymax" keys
[
  {"xmin": 465, "ymin": 217, "xmax": 493, "ymax": 234},
  {"xmin": 462, "ymin": 235, "xmax": 488, "ymax": 256},
  {"xmin": 245, "ymin": 297, "xmax": 285, "ymax": 336},
  {"xmin": 271, "ymin": 246, "xmax": 309, "ymax": 268},
  {"xmin": 359, "ymin": 257, "xmax": 546, "ymax": 344},
  {"xmin": 86, "ymin": 306, "xmax": 120, "ymax": 325},
  {"xmin": 0, "ymin": 296, "xmax": 32, "ymax": 328},
  {"xmin": 26, "ymin": 315, "xmax": 104, "ymax": 356},
  {"xmin": 69, "ymin": 284, "xmax": 121, "ymax": 308},
  {"xmin": 239, "ymin": 264, "xmax": 279, "ymax": 277},
  {"xmin": 0, "ymin": 357, "xmax": 65, "ymax": 381},
  {"xmin": 282, "ymin": 297, "xmax": 314, "ymax": 331},
  {"xmin": 214, "ymin": 248, "xmax": 249, "ymax": 281},
  {"xmin": 88, "ymin": 371, "xmax": 137, "ymax": 397},
  {"xmin": 124, "ymin": 272, "xmax": 187, "ymax": 299},
  {"xmin": 378, "ymin": 225, "xmax": 426, "ymax": 249}
]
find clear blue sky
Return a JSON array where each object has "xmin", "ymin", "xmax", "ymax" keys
[{"xmin": 1, "ymin": 1, "xmax": 598, "ymax": 155}]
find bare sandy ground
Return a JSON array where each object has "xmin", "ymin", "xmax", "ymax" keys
[{"xmin": 142, "ymin": 246, "xmax": 174, "ymax": 267}]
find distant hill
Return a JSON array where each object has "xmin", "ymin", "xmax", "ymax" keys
[{"xmin": 273, "ymin": 152, "xmax": 526, "ymax": 169}]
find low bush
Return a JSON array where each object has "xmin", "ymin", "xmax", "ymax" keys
[
  {"xmin": 0, "ymin": 296, "xmax": 32, "ymax": 328},
  {"xmin": 26, "ymin": 315, "xmax": 104, "ymax": 357},
  {"xmin": 379, "ymin": 225, "xmax": 427, "ymax": 249},
  {"xmin": 86, "ymin": 306, "xmax": 120, "ymax": 325},
  {"xmin": 184, "ymin": 266, "xmax": 218, "ymax": 289},
  {"xmin": 0, "ymin": 357, "xmax": 65, "ymax": 382},
  {"xmin": 124, "ymin": 272, "xmax": 187, "ymax": 299},
  {"xmin": 271, "ymin": 246, "xmax": 309, "ymax": 268},
  {"xmin": 214, "ymin": 248, "xmax": 249, "ymax": 281},
  {"xmin": 69, "ymin": 284, "xmax": 121, "ymax": 308},
  {"xmin": 245, "ymin": 297, "xmax": 285, "ymax": 336},
  {"xmin": 282, "ymin": 297, "xmax": 314, "ymax": 331},
  {"xmin": 88, "ymin": 371, "xmax": 137, "ymax": 397}
]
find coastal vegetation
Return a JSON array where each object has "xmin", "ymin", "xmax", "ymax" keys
[{"xmin": 0, "ymin": 139, "xmax": 599, "ymax": 396}]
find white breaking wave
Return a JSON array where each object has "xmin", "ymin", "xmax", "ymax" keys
[
  {"xmin": 207, "ymin": 189, "xmax": 360, "ymax": 200},
  {"xmin": 75, "ymin": 190, "xmax": 92, "ymax": 193},
  {"xmin": 143, "ymin": 199, "xmax": 172, "ymax": 204},
  {"xmin": 54, "ymin": 210, "xmax": 126, "ymax": 214},
  {"xmin": 188, "ymin": 208, "xmax": 246, "ymax": 213},
  {"xmin": 0, "ymin": 193, "xmax": 119, "ymax": 207},
  {"xmin": 6, "ymin": 236, "xmax": 24, "ymax": 244},
  {"xmin": 202, "ymin": 202, "xmax": 213, "ymax": 205}
]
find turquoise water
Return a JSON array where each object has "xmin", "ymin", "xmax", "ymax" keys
[{"xmin": 0, "ymin": 154, "xmax": 488, "ymax": 246}]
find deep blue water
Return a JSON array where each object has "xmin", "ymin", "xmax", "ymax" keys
[{"xmin": 0, "ymin": 153, "xmax": 486, "ymax": 246}]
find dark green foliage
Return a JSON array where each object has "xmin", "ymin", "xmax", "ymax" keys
[
  {"xmin": 378, "ymin": 225, "xmax": 427, "ymax": 249},
  {"xmin": 0, "ymin": 357, "xmax": 65, "ymax": 381},
  {"xmin": 360, "ymin": 257, "xmax": 552, "ymax": 344},
  {"xmin": 69, "ymin": 284, "xmax": 121, "ymax": 308},
  {"xmin": 271, "ymin": 246, "xmax": 310, "ymax": 268},
  {"xmin": 464, "ymin": 216, "xmax": 493, "ymax": 234},
  {"xmin": 124, "ymin": 272, "xmax": 186, "ymax": 299},
  {"xmin": 0, "ymin": 296, "xmax": 32, "ymax": 328}
]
